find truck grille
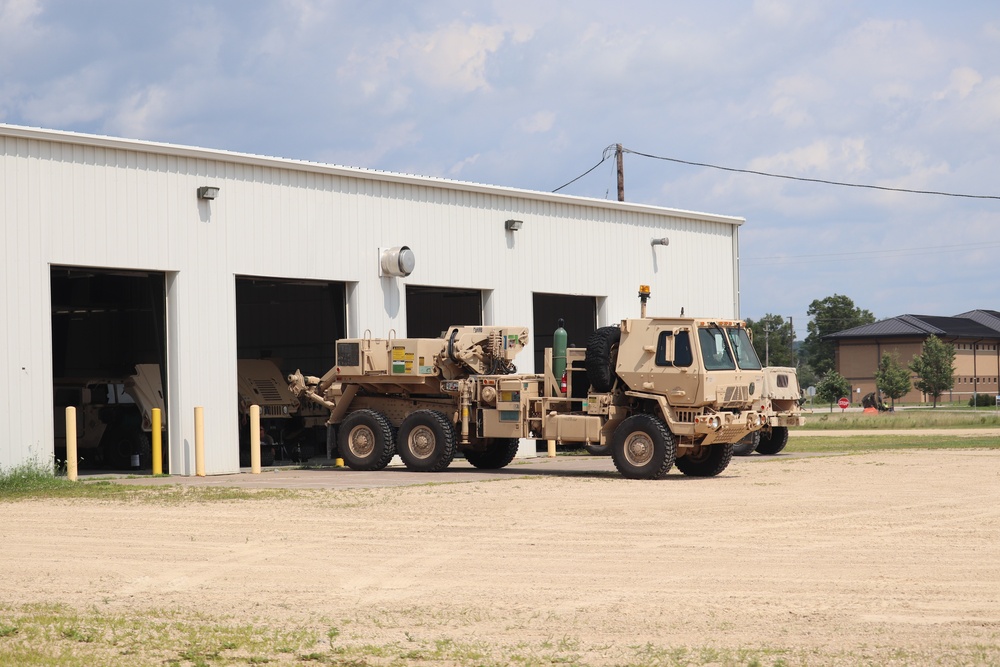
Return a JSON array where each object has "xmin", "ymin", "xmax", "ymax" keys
[
  {"xmin": 252, "ymin": 379, "xmax": 283, "ymax": 402},
  {"xmin": 260, "ymin": 404, "xmax": 288, "ymax": 417},
  {"xmin": 675, "ymin": 410, "xmax": 697, "ymax": 423},
  {"xmin": 720, "ymin": 386, "xmax": 748, "ymax": 406}
]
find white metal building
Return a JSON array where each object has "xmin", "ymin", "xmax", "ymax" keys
[{"xmin": 1, "ymin": 124, "xmax": 743, "ymax": 475}]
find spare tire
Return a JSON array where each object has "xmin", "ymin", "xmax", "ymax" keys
[{"xmin": 585, "ymin": 326, "xmax": 622, "ymax": 392}]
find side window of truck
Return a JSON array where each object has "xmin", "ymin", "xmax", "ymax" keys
[{"xmin": 655, "ymin": 330, "xmax": 693, "ymax": 367}]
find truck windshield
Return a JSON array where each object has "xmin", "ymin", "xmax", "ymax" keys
[
  {"xmin": 727, "ymin": 327, "xmax": 763, "ymax": 370},
  {"xmin": 698, "ymin": 327, "xmax": 736, "ymax": 370}
]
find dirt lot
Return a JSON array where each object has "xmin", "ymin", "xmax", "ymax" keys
[{"xmin": 3, "ymin": 449, "xmax": 1000, "ymax": 665}]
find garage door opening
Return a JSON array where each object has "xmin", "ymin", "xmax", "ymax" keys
[
  {"xmin": 51, "ymin": 267, "xmax": 167, "ymax": 473},
  {"xmin": 406, "ymin": 286, "xmax": 483, "ymax": 339},
  {"xmin": 235, "ymin": 277, "xmax": 347, "ymax": 463},
  {"xmin": 532, "ymin": 293, "xmax": 598, "ymax": 374}
]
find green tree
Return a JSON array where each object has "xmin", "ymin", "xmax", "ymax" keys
[
  {"xmin": 745, "ymin": 314, "xmax": 794, "ymax": 367},
  {"xmin": 816, "ymin": 370, "xmax": 851, "ymax": 411},
  {"xmin": 875, "ymin": 351, "xmax": 912, "ymax": 408},
  {"xmin": 909, "ymin": 335, "xmax": 955, "ymax": 407},
  {"xmin": 800, "ymin": 294, "xmax": 875, "ymax": 378}
]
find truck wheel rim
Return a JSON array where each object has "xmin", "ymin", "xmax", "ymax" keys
[
  {"xmin": 348, "ymin": 425, "xmax": 375, "ymax": 458},
  {"xmin": 407, "ymin": 426, "xmax": 435, "ymax": 459},
  {"xmin": 623, "ymin": 432, "xmax": 653, "ymax": 467}
]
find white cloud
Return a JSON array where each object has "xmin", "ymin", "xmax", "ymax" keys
[
  {"xmin": 108, "ymin": 85, "xmax": 170, "ymax": 140},
  {"xmin": 448, "ymin": 153, "xmax": 480, "ymax": 177},
  {"xmin": 0, "ymin": 0, "xmax": 41, "ymax": 35},
  {"xmin": 319, "ymin": 121, "xmax": 421, "ymax": 170},
  {"xmin": 933, "ymin": 67, "xmax": 983, "ymax": 101},
  {"xmin": 0, "ymin": 0, "xmax": 45, "ymax": 70},
  {"xmin": 1, "ymin": 1, "xmax": 999, "ymax": 322},
  {"xmin": 336, "ymin": 19, "xmax": 514, "ymax": 98},
  {"xmin": 766, "ymin": 75, "xmax": 832, "ymax": 128},
  {"xmin": 405, "ymin": 22, "xmax": 509, "ymax": 92},
  {"xmin": 19, "ymin": 67, "xmax": 110, "ymax": 126},
  {"xmin": 750, "ymin": 138, "xmax": 869, "ymax": 178},
  {"xmin": 518, "ymin": 111, "xmax": 555, "ymax": 134}
]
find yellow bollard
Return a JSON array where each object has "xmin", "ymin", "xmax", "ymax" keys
[
  {"xmin": 547, "ymin": 439, "xmax": 556, "ymax": 458},
  {"xmin": 250, "ymin": 405, "xmax": 261, "ymax": 474},
  {"xmin": 194, "ymin": 406, "xmax": 206, "ymax": 477},
  {"xmin": 151, "ymin": 408, "xmax": 162, "ymax": 476},
  {"xmin": 65, "ymin": 406, "xmax": 78, "ymax": 482}
]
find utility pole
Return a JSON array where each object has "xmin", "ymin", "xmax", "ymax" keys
[
  {"xmin": 788, "ymin": 316, "xmax": 795, "ymax": 365},
  {"xmin": 764, "ymin": 326, "xmax": 771, "ymax": 366},
  {"xmin": 616, "ymin": 144, "xmax": 625, "ymax": 202}
]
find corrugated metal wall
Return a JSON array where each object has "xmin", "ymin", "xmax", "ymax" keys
[{"xmin": 0, "ymin": 125, "xmax": 742, "ymax": 474}]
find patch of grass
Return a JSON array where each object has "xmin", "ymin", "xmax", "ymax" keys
[
  {"xmin": 797, "ymin": 409, "xmax": 1000, "ymax": 430},
  {"xmin": 788, "ymin": 435, "xmax": 1000, "ymax": 454},
  {"xmin": 1, "ymin": 603, "xmax": 998, "ymax": 666},
  {"xmin": 0, "ymin": 462, "xmax": 71, "ymax": 498},
  {"xmin": 0, "ymin": 461, "xmax": 307, "ymax": 504}
]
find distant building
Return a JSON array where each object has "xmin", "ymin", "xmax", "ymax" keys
[{"xmin": 826, "ymin": 310, "xmax": 1000, "ymax": 404}]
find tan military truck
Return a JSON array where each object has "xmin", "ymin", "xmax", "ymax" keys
[
  {"xmin": 237, "ymin": 358, "xmax": 336, "ymax": 465},
  {"xmin": 733, "ymin": 366, "xmax": 805, "ymax": 455},
  {"xmin": 53, "ymin": 359, "xmax": 313, "ymax": 470},
  {"xmin": 289, "ymin": 298, "xmax": 767, "ymax": 480},
  {"xmin": 53, "ymin": 364, "xmax": 164, "ymax": 470}
]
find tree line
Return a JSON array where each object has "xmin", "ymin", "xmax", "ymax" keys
[{"xmin": 746, "ymin": 294, "xmax": 957, "ymax": 408}]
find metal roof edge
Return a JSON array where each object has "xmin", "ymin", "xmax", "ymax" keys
[
  {"xmin": 897, "ymin": 314, "xmax": 946, "ymax": 335},
  {"xmin": 0, "ymin": 123, "xmax": 744, "ymax": 227}
]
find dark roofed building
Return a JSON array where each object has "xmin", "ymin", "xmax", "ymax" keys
[{"xmin": 825, "ymin": 312, "xmax": 1000, "ymax": 405}]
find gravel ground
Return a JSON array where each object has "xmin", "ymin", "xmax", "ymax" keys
[{"xmin": 3, "ymin": 449, "xmax": 1000, "ymax": 665}]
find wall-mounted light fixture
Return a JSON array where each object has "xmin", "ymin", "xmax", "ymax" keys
[
  {"xmin": 650, "ymin": 237, "xmax": 669, "ymax": 246},
  {"xmin": 505, "ymin": 219, "xmax": 523, "ymax": 231},
  {"xmin": 379, "ymin": 246, "xmax": 416, "ymax": 277},
  {"xmin": 197, "ymin": 186, "xmax": 220, "ymax": 200}
]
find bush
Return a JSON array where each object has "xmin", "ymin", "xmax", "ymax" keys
[
  {"xmin": 0, "ymin": 461, "xmax": 69, "ymax": 499},
  {"xmin": 969, "ymin": 393, "xmax": 997, "ymax": 407}
]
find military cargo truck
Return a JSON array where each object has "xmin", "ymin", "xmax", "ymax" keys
[
  {"xmin": 289, "ymin": 291, "xmax": 767, "ymax": 479},
  {"xmin": 53, "ymin": 364, "xmax": 164, "ymax": 470},
  {"xmin": 733, "ymin": 365, "xmax": 805, "ymax": 456}
]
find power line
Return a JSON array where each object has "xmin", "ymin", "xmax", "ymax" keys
[
  {"xmin": 552, "ymin": 144, "xmax": 617, "ymax": 193},
  {"xmin": 555, "ymin": 145, "xmax": 1000, "ymax": 200},
  {"xmin": 622, "ymin": 147, "xmax": 1000, "ymax": 200}
]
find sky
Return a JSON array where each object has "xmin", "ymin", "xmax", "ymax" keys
[{"xmin": 2, "ymin": 0, "xmax": 999, "ymax": 338}]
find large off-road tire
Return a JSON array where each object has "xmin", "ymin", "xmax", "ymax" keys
[
  {"xmin": 102, "ymin": 428, "xmax": 150, "ymax": 470},
  {"xmin": 338, "ymin": 410, "xmax": 396, "ymax": 470},
  {"xmin": 464, "ymin": 438, "xmax": 520, "ymax": 469},
  {"xmin": 583, "ymin": 442, "xmax": 611, "ymax": 456},
  {"xmin": 585, "ymin": 326, "xmax": 622, "ymax": 393},
  {"xmin": 610, "ymin": 414, "xmax": 676, "ymax": 480},
  {"xmin": 675, "ymin": 442, "xmax": 733, "ymax": 477},
  {"xmin": 396, "ymin": 410, "xmax": 457, "ymax": 472},
  {"xmin": 732, "ymin": 430, "xmax": 761, "ymax": 456},
  {"xmin": 755, "ymin": 426, "xmax": 789, "ymax": 455}
]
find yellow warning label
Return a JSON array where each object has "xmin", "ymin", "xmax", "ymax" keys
[{"xmin": 392, "ymin": 346, "xmax": 406, "ymax": 361}]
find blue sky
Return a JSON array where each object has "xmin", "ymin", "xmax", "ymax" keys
[{"xmin": 2, "ymin": 0, "xmax": 998, "ymax": 337}]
